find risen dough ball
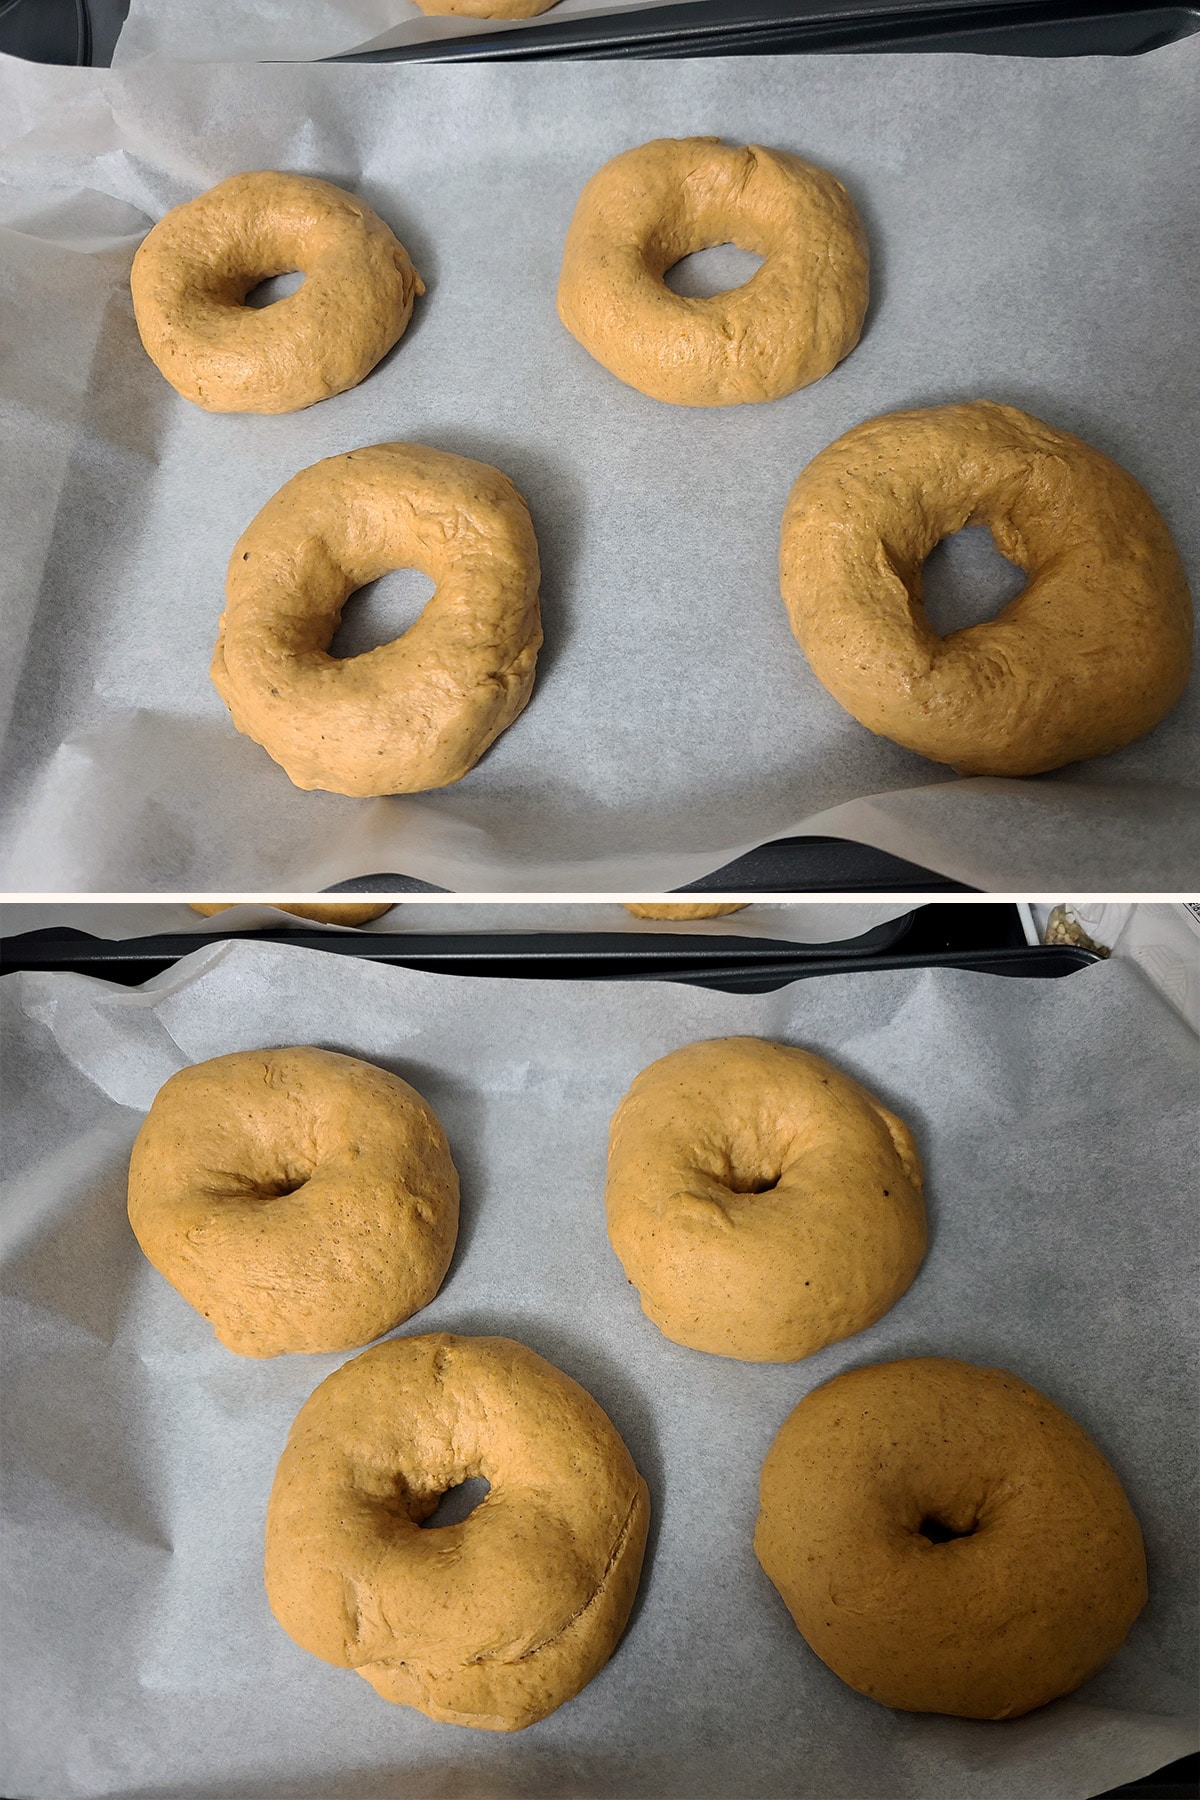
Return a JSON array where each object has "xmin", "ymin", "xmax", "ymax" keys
[
  {"xmin": 780, "ymin": 400, "xmax": 1192, "ymax": 775},
  {"xmin": 127, "ymin": 1047, "xmax": 458, "ymax": 1357},
  {"xmin": 605, "ymin": 1037, "xmax": 925, "ymax": 1360},
  {"xmin": 190, "ymin": 903, "xmax": 392, "ymax": 925},
  {"xmin": 558, "ymin": 137, "xmax": 868, "ymax": 406},
  {"xmin": 623, "ymin": 904, "xmax": 747, "ymax": 919},
  {"xmin": 130, "ymin": 172, "xmax": 422, "ymax": 414},
  {"xmin": 212, "ymin": 443, "xmax": 542, "ymax": 797},
  {"xmin": 265, "ymin": 1333, "xmax": 651, "ymax": 1730},
  {"xmin": 755, "ymin": 1358, "xmax": 1148, "ymax": 1718}
]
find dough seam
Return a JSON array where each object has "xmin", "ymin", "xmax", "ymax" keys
[{"xmin": 466, "ymin": 1483, "xmax": 644, "ymax": 1669}]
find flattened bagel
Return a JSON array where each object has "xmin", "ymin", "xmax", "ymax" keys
[
  {"xmin": 212, "ymin": 443, "xmax": 542, "ymax": 797},
  {"xmin": 605, "ymin": 1037, "xmax": 925, "ymax": 1360},
  {"xmin": 557, "ymin": 138, "xmax": 868, "ymax": 407},
  {"xmin": 190, "ymin": 903, "xmax": 392, "ymax": 925},
  {"xmin": 780, "ymin": 400, "xmax": 1193, "ymax": 775},
  {"xmin": 623, "ymin": 904, "xmax": 747, "ymax": 919},
  {"xmin": 755, "ymin": 1358, "xmax": 1148, "ymax": 1719},
  {"xmin": 189, "ymin": 907, "xmax": 392, "ymax": 921},
  {"xmin": 127, "ymin": 1047, "xmax": 458, "ymax": 1357},
  {"xmin": 265, "ymin": 1334, "xmax": 651, "ymax": 1730},
  {"xmin": 130, "ymin": 172, "xmax": 423, "ymax": 414}
]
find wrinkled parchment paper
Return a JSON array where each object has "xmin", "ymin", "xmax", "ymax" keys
[
  {"xmin": 2, "ymin": 942, "xmax": 1196, "ymax": 1799},
  {"xmin": 1, "ymin": 49, "xmax": 1197, "ymax": 892},
  {"xmin": 0, "ymin": 899, "xmax": 913, "ymax": 941},
  {"xmin": 113, "ymin": 0, "xmax": 704, "ymax": 63}
]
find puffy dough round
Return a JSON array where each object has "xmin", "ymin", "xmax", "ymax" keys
[
  {"xmin": 623, "ymin": 903, "xmax": 746, "ymax": 919},
  {"xmin": 265, "ymin": 1333, "xmax": 651, "ymax": 1730},
  {"xmin": 212, "ymin": 443, "xmax": 542, "ymax": 797},
  {"xmin": 130, "ymin": 172, "xmax": 423, "ymax": 414},
  {"xmin": 557, "ymin": 137, "xmax": 868, "ymax": 407},
  {"xmin": 754, "ymin": 1357, "xmax": 1148, "ymax": 1718},
  {"xmin": 190, "ymin": 903, "xmax": 392, "ymax": 925},
  {"xmin": 780, "ymin": 400, "xmax": 1193, "ymax": 776},
  {"xmin": 127, "ymin": 1047, "xmax": 458, "ymax": 1357},
  {"xmin": 605, "ymin": 1037, "xmax": 925, "ymax": 1360}
]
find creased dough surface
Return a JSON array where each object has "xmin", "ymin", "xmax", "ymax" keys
[
  {"xmin": 558, "ymin": 137, "xmax": 868, "ymax": 407},
  {"xmin": 130, "ymin": 171, "xmax": 423, "ymax": 414},
  {"xmin": 265, "ymin": 1333, "xmax": 651, "ymax": 1730},
  {"xmin": 606, "ymin": 1036, "xmax": 925, "ymax": 1361},
  {"xmin": 127, "ymin": 1046, "xmax": 459, "ymax": 1356},
  {"xmin": 780, "ymin": 400, "xmax": 1193, "ymax": 776},
  {"xmin": 212, "ymin": 442, "xmax": 543, "ymax": 797}
]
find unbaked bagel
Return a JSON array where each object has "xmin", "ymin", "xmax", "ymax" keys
[
  {"xmin": 557, "ymin": 138, "xmax": 868, "ymax": 406},
  {"xmin": 605, "ymin": 1037, "xmax": 925, "ymax": 1360},
  {"xmin": 130, "ymin": 172, "xmax": 422, "ymax": 414},
  {"xmin": 212, "ymin": 443, "xmax": 542, "ymax": 797},
  {"xmin": 780, "ymin": 400, "xmax": 1192, "ymax": 775},
  {"xmin": 264, "ymin": 1333, "xmax": 650, "ymax": 1730},
  {"xmin": 754, "ymin": 1357, "xmax": 1147, "ymax": 1718},
  {"xmin": 127, "ymin": 1047, "xmax": 458, "ymax": 1357},
  {"xmin": 190, "ymin": 903, "xmax": 392, "ymax": 925},
  {"xmin": 623, "ymin": 904, "xmax": 747, "ymax": 919}
]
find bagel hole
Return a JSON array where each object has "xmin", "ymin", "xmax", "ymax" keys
[
  {"xmin": 727, "ymin": 1170, "xmax": 782, "ymax": 1195},
  {"xmin": 664, "ymin": 244, "xmax": 765, "ymax": 298},
  {"xmin": 258, "ymin": 1173, "xmax": 308, "ymax": 1198},
  {"xmin": 419, "ymin": 1477, "xmax": 491, "ymax": 1529},
  {"xmin": 918, "ymin": 1515, "xmax": 976, "ymax": 1545},
  {"xmin": 920, "ymin": 525, "xmax": 1026, "ymax": 637},
  {"xmin": 330, "ymin": 568, "xmax": 437, "ymax": 661},
  {"xmin": 243, "ymin": 271, "xmax": 305, "ymax": 308}
]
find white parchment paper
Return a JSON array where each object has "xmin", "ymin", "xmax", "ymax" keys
[
  {"xmin": 1, "ymin": 49, "xmax": 1197, "ymax": 892},
  {"xmin": 113, "ymin": 0, "xmax": 704, "ymax": 64},
  {"xmin": 0, "ymin": 899, "xmax": 913, "ymax": 941},
  {"xmin": 1036, "ymin": 901, "xmax": 1200, "ymax": 1034},
  {"xmin": 1, "ymin": 943, "xmax": 1196, "ymax": 1799}
]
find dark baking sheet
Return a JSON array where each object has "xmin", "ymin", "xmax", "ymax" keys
[
  {"xmin": 0, "ymin": 902, "xmax": 1087, "ymax": 992},
  {"xmin": 335, "ymin": 0, "xmax": 1200, "ymax": 59},
  {"xmin": 329, "ymin": 836, "xmax": 973, "ymax": 894},
  {"xmin": 1, "ymin": 0, "xmax": 1196, "ymax": 72},
  {"xmin": 1106, "ymin": 1757, "xmax": 1200, "ymax": 1800}
]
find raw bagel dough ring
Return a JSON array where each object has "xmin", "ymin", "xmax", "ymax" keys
[
  {"xmin": 780, "ymin": 400, "xmax": 1193, "ymax": 775},
  {"xmin": 755, "ymin": 1357, "xmax": 1147, "ymax": 1718},
  {"xmin": 557, "ymin": 138, "xmax": 868, "ymax": 407},
  {"xmin": 623, "ymin": 904, "xmax": 746, "ymax": 919},
  {"xmin": 265, "ymin": 1333, "xmax": 651, "ymax": 1730},
  {"xmin": 212, "ymin": 443, "xmax": 542, "ymax": 797},
  {"xmin": 605, "ymin": 1037, "xmax": 925, "ymax": 1360},
  {"xmin": 127, "ymin": 1047, "xmax": 458, "ymax": 1357},
  {"xmin": 189, "ymin": 903, "xmax": 392, "ymax": 926},
  {"xmin": 130, "ymin": 172, "xmax": 423, "ymax": 414}
]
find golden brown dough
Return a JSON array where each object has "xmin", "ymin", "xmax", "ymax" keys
[
  {"xmin": 755, "ymin": 1357, "xmax": 1147, "ymax": 1718},
  {"xmin": 265, "ymin": 1333, "xmax": 650, "ymax": 1730},
  {"xmin": 130, "ymin": 172, "xmax": 422, "ymax": 414},
  {"xmin": 623, "ymin": 904, "xmax": 747, "ymax": 919},
  {"xmin": 605, "ymin": 1037, "xmax": 924, "ymax": 1360},
  {"xmin": 190, "ymin": 903, "xmax": 392, "ymax": 926},
  {"xmin": 780, "ymin": 400, "xmax": 1192, "ymax": 775},
  {"xmin": 557, "ymin": 138, "xmax": 868, "ymax": 407},
  {"xmin": 212, "ymin": 443, "xmax": 542, "ymax": 797},
  {"xmin": 127, "ymin": 1047, "xmax": 458, "ymax": 1357}
]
